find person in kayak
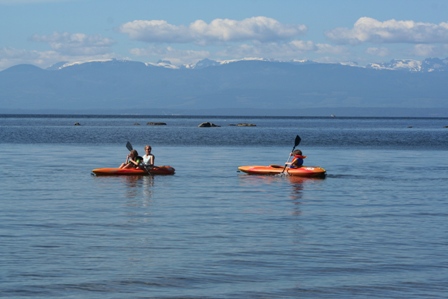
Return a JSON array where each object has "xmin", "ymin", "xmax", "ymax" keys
[
  {"xmin": 119, "ymin": 149, "xmax": 143, "ymax": 169},
  {"xmin": 142, "ymin": 145, "xmax": 155, "ymax": 169},
  {"xmin": 289, "ymin": 149, "xmax": 306, "ymax": 168}
]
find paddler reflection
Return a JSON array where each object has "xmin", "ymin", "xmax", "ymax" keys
[
  {"xmin": 122, "ymin": 175, "xmax": 154, "ymax": 200},
  {"xmin": 288, "ymin": 176, "xmax": 305, "ymax": 216}
]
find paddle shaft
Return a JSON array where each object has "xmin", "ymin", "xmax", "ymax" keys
[{"xmin": 281, "ymin": 135, "xmax": 301, "ymax": 174}]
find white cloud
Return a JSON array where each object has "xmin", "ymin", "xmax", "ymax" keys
[
  {"xmin": 326, "ymin": 17, "xmax": 448, "ymax": 44},
  {"xmin": 119, "ymin": 17, "xmax": 307, "ymax": 45},
  {"xmin": 31, "ymin": 32, "xmax": 115, "ymax": 55},
  {"xmin": 120, "ymin": 20, "xmax": 192, "ymax": 43}
]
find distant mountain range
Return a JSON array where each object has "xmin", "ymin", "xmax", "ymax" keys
[
  {"xmin": 1, "ymin": 57, "xmax": 447, "ymax": 117},
  {"xmin": 366, "ymin": 57, "xmax": 448, "ymax": 72}
]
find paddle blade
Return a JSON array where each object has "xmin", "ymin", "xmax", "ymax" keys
[
  {"xmin": 126, "ymin": 141, "xmax": 133, "ymax": 151},
  {"xmin": 294, "ymin": 135, "xmax": 301, "ymax": 147}
]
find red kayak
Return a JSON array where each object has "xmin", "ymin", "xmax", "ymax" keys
[
  {"xmin": 238, "ymin": 164, "xmax": 326, "ymax": 178},
  {"xmin": 92, "ymin": 165, "xmax": 175, "ymax": 176}
]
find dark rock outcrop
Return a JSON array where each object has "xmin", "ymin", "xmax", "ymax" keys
[{"xmin": 198, "ymin": 122, "xmax": 220, "ymax": 127}]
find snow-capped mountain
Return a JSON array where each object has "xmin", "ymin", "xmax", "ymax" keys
[
  {"xmin": 421, "ymin": 57, "xmax": 448, "ymax": 72},
  {"xmin": 46, "ymin": 56, "xmax": 448, "ymax": 73},
  {"xmin": 1, "ymin": 56, "xmax": 447, "ymax": 116},
  {"xmin": 367, "ymin": 57, "xmax": 448, "ymax": 72}
]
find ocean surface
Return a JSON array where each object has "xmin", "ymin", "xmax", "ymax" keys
[{"xmin": 1, "ymin": 115, "xmax": 447, "ymax": 299}]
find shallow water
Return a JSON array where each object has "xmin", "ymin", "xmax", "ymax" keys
[{"xmin": 1, "ymin": 115, "xmax": 448, "ymax": 298}]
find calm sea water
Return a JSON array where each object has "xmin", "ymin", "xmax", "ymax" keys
[{"xmin": 1, "ymin": 115, "xmax": 448, "ymax": 298}]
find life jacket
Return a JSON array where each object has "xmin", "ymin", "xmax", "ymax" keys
[
  {"xmin": 290, "ymin": 155, "xmax": 306, "ymax": 168},
  {"xmin": 129, "ymin": 156, "xmax": 143, "ymax": 167}
]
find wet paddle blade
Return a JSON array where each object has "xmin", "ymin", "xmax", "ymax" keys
[
  {"xmin": 294, "ymin": 135, "xmax": 301, "ymax": 148},
  {"xmin": 126, "ymin": 141, "xmax": 133, "ymax": 151}
]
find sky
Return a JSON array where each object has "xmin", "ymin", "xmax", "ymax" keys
[{"xmin": 1, "ymin": 0, "xmax": 448, "ymax": 71}]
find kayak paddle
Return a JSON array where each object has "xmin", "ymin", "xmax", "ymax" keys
[{"xmin": 281, "ymin": 135, "xmax": 301, "ymax": 174}]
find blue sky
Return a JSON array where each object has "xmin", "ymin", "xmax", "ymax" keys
[{"xmin": 1, "ymin": 0, "xmax": 447, "ymax": 70}]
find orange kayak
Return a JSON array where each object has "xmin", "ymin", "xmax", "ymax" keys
[
  {"xmin": 238, "ymin": 164, "xmax": 326, "ymax": 178},
  {"xmin": 92, "ymin": 165, "xmax": 175, "ymax": 176}
]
